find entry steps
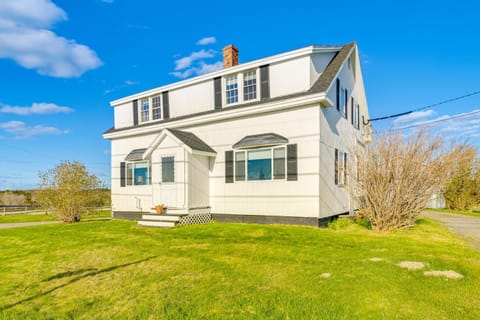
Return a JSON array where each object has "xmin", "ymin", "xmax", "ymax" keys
[{"xmin": 137, "ymin": 208, "xmax": 188, "ymax": 228}]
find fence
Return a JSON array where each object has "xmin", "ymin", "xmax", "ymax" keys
[{"xmin": 0, "ymin": 206, "xmax": 110, "ymax": 216}]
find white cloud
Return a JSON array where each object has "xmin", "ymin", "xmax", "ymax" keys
[
  {"xmin": 0, "ymin": 120, "xmax": 68, "ymax": 139},
  {"xmin": 173, "ymin": 49, "xmax": 216, "ymax": 70},
  {"xmin": 196, "ymin": 36, "xmax": 217, "ymax": 45},
  {"xmin": 0, "ymin": 102, "xmax": 73, "ymax": 115},
  {"xmin": 393, "ymin": 109, "xmax": 436, "ymax": 125},
  {"xmin": 0, "ymin": 0, "xmax": 102, "ymax": 78},
  {"xmin": 170, "ymin": 61, "xmax": 223, "ymax": 79}
]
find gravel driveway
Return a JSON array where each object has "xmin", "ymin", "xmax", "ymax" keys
[{"xmin": 421, "ymin": 210, "xmax": 480, "ymax": 250}]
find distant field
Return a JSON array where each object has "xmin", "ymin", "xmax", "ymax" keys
[
  {"xmin": 0, "ymin": 210, "xmax": 110, "ymax": 224},
  {"xmin": 0, "ymin": 218, "xmax": 479, "ymax": 319}
]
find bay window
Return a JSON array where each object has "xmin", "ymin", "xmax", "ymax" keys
[{"xmin": 126, "ymin": 161, "xmax": 151, "ymax": 186}]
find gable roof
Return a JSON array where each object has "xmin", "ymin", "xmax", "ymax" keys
[
  {"xmin": 104, "ymin": 42, "xmax": 356, "ymax": 136},
  {"xmin": 167, "ymin": 129, "xmax": 216, "ymax": 154},
  {"xmin": 124, "ymin": 148, "xmax": 147, "ymax": 161}
]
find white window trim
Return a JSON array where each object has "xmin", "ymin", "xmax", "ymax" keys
[
  {"xmin": 233, "ymin": 145, "xmax": 287, "ymax": 182},
  {"xmin": 336, "ymin": 150, "xmax": 346, "ymax": 187},
  {"xmin": 223, "ymin": 68, "xmax": 260, "ymax": 107},
  {"xmin": 139, "ymin": 95, "xmax": 163, "ymax": 124},
  {"xmin": 125, "ymin": 160, "xmax": 151, "ymax": 186}
]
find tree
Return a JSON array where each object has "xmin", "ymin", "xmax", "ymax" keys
[
  {"xmin": 443, "ymin": 147, "xmax": 479, "ymax": 210},
  {"xmin": 350, "ymin": 130, "xmax": 459, "ymax": 231},
  {"xmin": 37, "ymin": 161, "xmax": 102, "ymax": 223}
]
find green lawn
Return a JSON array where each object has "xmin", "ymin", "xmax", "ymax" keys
[
  {"xmin": 0, "ymin": 219, "xmax": 479, "ymax": 319},
  {"xmin": 427, "ymin": 208, "xmax": 480, "ymax": 217},
  {"xmin": 0, "ymin": 210, "xmax": 111, "ymax": 224}
]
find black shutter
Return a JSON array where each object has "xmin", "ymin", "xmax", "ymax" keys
[
  {"xmin": 334, "ymin": 149, "xmax": 338, "ymax": 185},
  {"xmin": 344, "ymin": 152, "xmax": 348, "ymax": 185},
  {"xmin": 351, "ymin": 97, "xmax": 354, "ymax": 125},
  {"xmin": 214, "ymin": 77, "xmax": 222, "ymax": 110},
  {"xmin": 225, "ymin": 151, "xmax": 234, "ymax": 183},
  {"xmin": 336, "ymin": 79, "xmax": 340, "ymax": 111},
  {"xmin": 162, "ymin": 91, "xmax": 170, "ymax": 119},
  {"xmin": 132, "ymin": 100, "xmax": 138, "ymax": 126},
  {"xmin": 260, "ymin": 65, "xmax": 270, "ymax": 100},
  {"xmin": 120, "ymin": 162, "xmax": 126, "ymax": 187},
  {"xmin": 287, "ymin": 144, "xmax": 298, "ymax": 181},
  {"xmin": 345, "ymin": 89, "xmax": 348, "ymax": 119}
]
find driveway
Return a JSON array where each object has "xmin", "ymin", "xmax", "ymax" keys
[{"xmin": 421, "ymin": 210, "xmax": 480, "ymax": 250}]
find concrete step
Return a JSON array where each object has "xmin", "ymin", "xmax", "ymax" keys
[
  {"xmin": 142, "ymin": 214, "xmax": 180, "ymax": 222},
  {"xmin": 138, "ymin": 220, "xmax": 175, "ymax": 228}
]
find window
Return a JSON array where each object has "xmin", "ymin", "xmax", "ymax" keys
[
  {"xmin": 140, "ymin": 98, "xmax": 149, "ymax": 122},
  {"xmin": 152, "ymin": 95, "xmax": 162, "ymax": 120},
  {"xmin": 335, "ymin": 149, "xmax": 347, "ymax": 186},
  {"xmin": 126, "ymin": 161, "xmax": 151, "ymax": 186},
  {"xmin": 340, "ymin": 88, "xmax": 348, "ymax": 118},
  {"xmin": 354, "ymin": 103, "xmax": 360, "ymax": 129},
  {"xmin": 243, "ymin": 70, "xmax": 257, "ymax": 101},
  {"xmin": 232, "ymin": 146, "xmax": 288, "ymax": 182},
  {"xmin": 226, "ymin": 75, "xmax": 238, "ymax": 104},
  {"xmin": 162, "ymin": 156, "xmax": 175, "ymax": 183},
  {"xmin": 235, "ymin": 151, "xmax": 245, "ymax": 181},
  {"xmin": 273, "ymin": 147, "xmax": 285, "ymax": 179}
]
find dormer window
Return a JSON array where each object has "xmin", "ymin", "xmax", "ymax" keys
[
  {"xmin": 226, "ymin": 75, "xmax": 239, "ymax": 104},
  {"xmin": 138, "ymin": 95, "xmax": 163, "ymax": 123},
  {"xmin": 224, "ymin": 69, "xmax": 259, "ymax": 106}
]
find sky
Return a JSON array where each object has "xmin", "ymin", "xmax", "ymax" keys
[{"xmin": 1, "ymin": 0, "xmax": 480, "ymax": 190}]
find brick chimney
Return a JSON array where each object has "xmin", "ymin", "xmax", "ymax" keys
[{"xmin": 223, "ymin": 45, "xmax": 239, "ymax": 68}]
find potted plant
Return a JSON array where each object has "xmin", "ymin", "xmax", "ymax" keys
[{"xmin": 155, "ymin": 204, "xmax": 164, "ymax": 214}]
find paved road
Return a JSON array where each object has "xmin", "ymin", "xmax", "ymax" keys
[
  {"xmin": 0, "ymin": 221, "xmax": 60, "ymax": 229},
  {"xmin": 422, "ymin": 210, "xmax": 480, "ymax": 250}
]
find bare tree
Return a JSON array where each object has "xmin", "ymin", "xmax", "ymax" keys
[
  {"xmin": 36, "ymin": 161, "xmax": 102, "ymax": 223},
  {"xmin": 350, "ymin": 130, "xmax": 460, "ymax": 231}
]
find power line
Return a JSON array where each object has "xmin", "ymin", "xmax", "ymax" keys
[
  {"xmin": 389, "ymin": 109, "xmax": 480, "ymax": 132},
  {"xmin": 366, "ymin": 90, "xmax": 480, "ymax": 124}
]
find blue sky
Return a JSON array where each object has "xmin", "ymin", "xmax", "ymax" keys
[{"xmin": 1, "ymin": 0, "xmax": 480, "ymax": 190}]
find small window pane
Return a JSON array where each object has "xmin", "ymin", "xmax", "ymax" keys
[
  {"xmin": 162, "ymin": 156, "xmax": 175, "ymax": 183},
  {"xmin": 235, "ymin": 151, "xmax": 245, "ymax": 181},
  {"xmin": 152, "ymin": 95, "xmax": 161, "ymax": 120},
  {"xmin": 126, "ymin": 163, "xmax": 133, "ymax": 185},
  {"xmin": 134, "ymin": 161, "xmax": 149, "ymax": 185},
  {"xmin": 247, "ymin": 149, "xmax": 271, "ymax": 180},
  {"xmin": 141, "ymin": 98, "xmax": 149, "ymax": 122},
  {"xmin": 243, "ymin": 70, "xmax": 257, "ymax": 101},
  {"xmin": 273, "ymin": 148, "xmax": 286, "ymax": 179},
  {"xmin": 226, "ymin": 75, "xmax": 238, "ymax": 104}
]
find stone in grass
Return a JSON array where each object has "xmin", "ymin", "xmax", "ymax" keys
[
  {"xmin": 369, "ymin": 257, "xmax": 383, "ymax": 262},
  {"xmin": 424, "ymin": 270, "xmax": 464, "ymax": 279},
  {"xmin": 320, "ymin": 273, "xmax": 331, "ymax": 278},
  {"xmin": 397, "ymin": 261, "xmax": 426, "ymax": 270}
]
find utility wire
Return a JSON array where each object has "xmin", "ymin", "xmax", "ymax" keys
[
  {"xmin": 365, "ymin": 90, "xmax": 480, "ymax": 124},
  {"xmin": 389, "ymin": 109, "xmax": 480, "ymax": 132}
]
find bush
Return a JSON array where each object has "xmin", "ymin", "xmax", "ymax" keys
[
  {"xmin": 350, "ymin": 130, "xmax": 460, "ymax": 231},
  {"xmin": 36, "ymin": 161, "xmax": 103, "ymax": 223}
]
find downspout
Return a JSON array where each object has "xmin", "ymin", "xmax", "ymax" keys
[{"xmin": 183, "ymin": 149, "xmax": 188, "ymax": 209}]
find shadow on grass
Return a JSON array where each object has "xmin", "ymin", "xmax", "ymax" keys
[
  {"xmin": 1, "ymin": 256, "xmax": 158, "ymax": 311},
  {"xmin": 43, "ymin": 268, "xmax": 98, "ymax": 282}
]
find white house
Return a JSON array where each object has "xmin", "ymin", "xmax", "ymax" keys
[{"xmin": 103, "ymin": 42, "xmax": 371, "ymax": 227}]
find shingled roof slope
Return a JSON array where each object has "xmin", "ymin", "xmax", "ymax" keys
[{"xmin": 167, "ymin": 129, "xmax": 216, "ymax": 154}]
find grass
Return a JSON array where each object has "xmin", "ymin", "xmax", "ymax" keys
[
  {"xmin": 427, "ymin": 208, "xmax": 480, "ymax": 217},
  {"xmin": 0, "ymin": 210, "xmax": 111, "ymax": 224},
  {"xmin": 0, "ymin": 219, "xmax": 479, "ymax": 319}
]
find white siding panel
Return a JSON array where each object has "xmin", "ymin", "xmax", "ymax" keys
[
  {"xmin": 114, "ymin": 102, "xmax": 133, "ymax": 129},
  {"xmin": 169, "ymin": 80, "xmax": 214, "ymax": 118},
  {"xmin": 269, "ymin": 56, "xmax": 310, "ymax": 98}
]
